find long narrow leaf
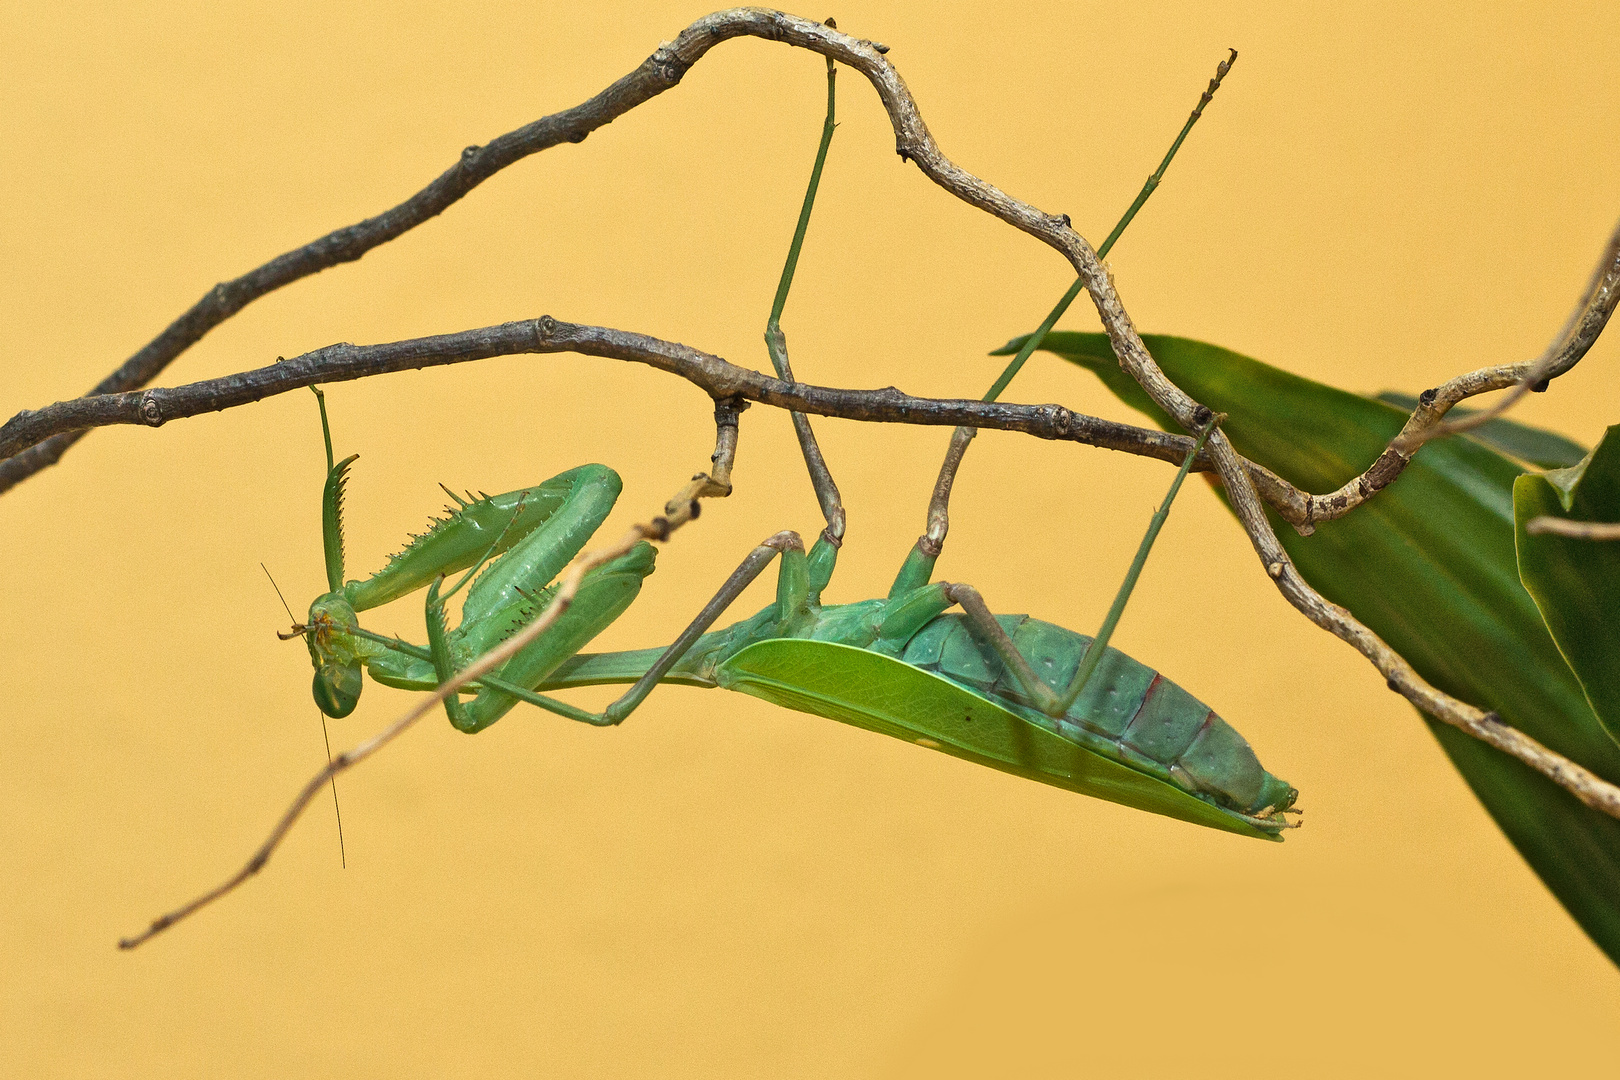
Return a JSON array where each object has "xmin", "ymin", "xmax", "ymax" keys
[
  {"xmin": 1003, "ymin": 330, "xmax": 1620, "ymax": 965},
  {"xmin": 1516, "ymin": 426, "xmax": 1620, "ymax": 746}
]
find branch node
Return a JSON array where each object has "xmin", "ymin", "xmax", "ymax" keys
[
  {"xmin": 137, "ymin": 393, "xmax": 163, "ymax": 428},
  {"xmin": 649, "ymin": 43, "xmax": 689, "ymax": 84}
]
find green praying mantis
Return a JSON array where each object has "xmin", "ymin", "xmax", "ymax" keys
[
  {"xmin": 120, "ymin": 45, "xmax": 1294, "ymax": 949},
  {"xmin": 293, "ymin": 50, "xmax": 1294, "ymax": 840},
  {"xmin": 297, "ymin": 389, "xmax": 1296, "ymax": 840}
]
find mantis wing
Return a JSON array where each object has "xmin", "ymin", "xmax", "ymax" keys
[{"xmin": 716, "ymin": 639, "xmax": 1281, "ymax": 840}]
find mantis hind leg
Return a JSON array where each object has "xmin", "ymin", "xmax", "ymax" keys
[
  {"xmin": 884, "ymin": 415, "xmax": 1221, "ymax": 719},
  {"xmin": 596, "ymin": 531, "xmax": 808, "ymax": 724}
]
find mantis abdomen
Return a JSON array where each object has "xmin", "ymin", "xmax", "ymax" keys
[{"xmin": 897, "ymin": 614, "xmax": 1293, "ymax": 817}]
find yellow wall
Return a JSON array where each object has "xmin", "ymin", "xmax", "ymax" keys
[{"xmin": 4, "ymin": 2, "xmax": 1617, "ymax": 1076}]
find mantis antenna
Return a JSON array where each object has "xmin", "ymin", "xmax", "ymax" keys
[{"xmin": 262, "ymin": 561, "xmax": 346, "ymax": 869}]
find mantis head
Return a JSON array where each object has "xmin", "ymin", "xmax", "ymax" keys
[
  {"xmin": 303, "ymin": 387, "xmax": 365, "ymax": 717},
  {"xmin": 1256, "ymin": 774, "xmax": 1299, "ymax": 817},
  {"xmin": 306, "ymin": 592, "xmax": 364, "ymax": 718}
]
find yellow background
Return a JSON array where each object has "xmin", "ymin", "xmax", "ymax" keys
[{"xmin": 4, "ymin": 2, "xmax": 1618, "ymax": 1075}]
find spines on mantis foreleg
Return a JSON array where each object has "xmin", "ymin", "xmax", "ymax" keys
[
  {"xmin": 343, "ymin": 464, "xmax": 622, "ymax": 613},
  {"xmin": 457, "ymin": 466, "xmax": 623, "ymax": 628},
  {"xmin": 423, "ymin": 574, "xmax": 471, "ymax": 730},
  {"xmin": 321, "ymin": 454, "xmax": 358, "ymax": 593}
]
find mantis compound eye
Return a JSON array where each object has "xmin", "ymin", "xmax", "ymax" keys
[{"xmin": 313, "ymin": 661, "xmax": 362, "ymax": 718}]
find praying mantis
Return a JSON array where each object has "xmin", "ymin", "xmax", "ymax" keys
[
  {"xmin": 293, "ymin": 49, "xmax": 1294, "ymax": 839},
  {"xmin": 121, "ymin": 43, "xmax": 1293, "ymax": 949},
  {"xmin": 297, "ymin": 389, "xmax": 1296, "ymax": 840}
]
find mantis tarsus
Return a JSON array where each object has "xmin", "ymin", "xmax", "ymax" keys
[{"xmin": 121, "ymin": 43, "xmax": 1293, "ymax": 948}]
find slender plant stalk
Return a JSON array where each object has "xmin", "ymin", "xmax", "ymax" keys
[
  {"xmin": 765, "ymin": 38, "xmax": 846, "ymax": 540},
  {"xmin": 982, "ymin": 49, "xmax": 1237, "ymax": 405}
]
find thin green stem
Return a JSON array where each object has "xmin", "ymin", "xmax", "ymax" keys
[
  {"xmin": 765, "ymin": 47, "xmax": 847, "ymax": 539},
  {"xmin": 981, "ymin": 278, "xmax": 1084, "ymax": 402},
  {"xmin": 1054, "ymin": 415, "xmax": 1219, "ymax": 715},
  {"xmin": 767, "ymin": 56, "xmax": 837, "ymax": 337},
  {"xmin": 980, "ymin": 49, "xmax": 1237, "ymax": 405}
]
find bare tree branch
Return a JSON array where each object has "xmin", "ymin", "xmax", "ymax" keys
[
  {"xmin": 0, "ymin": 315, "xmax": 1314, "ymax": 509},
  {"xmin": 0, "ymin": 9, "xmax": 888, "ymax": 493},
  {"xmin": 0, "ymin": 31, "xmax": 705, "ymax": 493},
  {"xmin": 1075, "ymin": 256, "xmax": 1620, "ymax": 817}
]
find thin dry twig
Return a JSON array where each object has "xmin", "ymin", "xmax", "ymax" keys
[
  {"xmin": 0, "ymin": 14, "xmax": 740, "ymax": 494},
  {"xmin": 0, "ymin": 316, "xmax": 1296, "ymax": 502},
  {"xmin": 1417, "ymin": 218, "xmax": 1620, "ymax": 441},
  {"xmin": 0, "ymin": 5, "xmax": 1416, "ymax": 537},
  {"xmin": 1526, "ymin": 517, "xmax": 1620, "ymax": 540}
]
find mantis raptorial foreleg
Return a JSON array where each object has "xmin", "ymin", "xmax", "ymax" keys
[{"xmin": 298, "ymin": 388, "xmax": 760, "ymax": 734}]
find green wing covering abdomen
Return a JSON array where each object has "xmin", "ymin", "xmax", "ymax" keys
[
  {"xmin": 716, "ymin": 638, "xmax": 1288, "ymax": 840},
  {"xmin": 898, "ymin": 615, "xmax": 1295, "ymax": 818}
]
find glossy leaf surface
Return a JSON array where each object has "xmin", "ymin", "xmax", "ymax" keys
[
  {"xmin": 1515, "ymin": 426, "xmax": 1620, "ymax": 746},
  {"xmin": 1005, "ymin": 330, "xmax": 1620, "ymax": 963},
  {"xmin": 717, "ymin": 639, "xmax": 1280, "ymax": 840}
]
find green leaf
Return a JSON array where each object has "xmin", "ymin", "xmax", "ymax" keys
[
  {"xmin": 1374, "ymin": 391, "xmax": 1589, "ymax": 468},
  {"xmin": 1015, "ymin": 330, "xmax": 1620, "ymax": 965},
  {"xmin": 1516, "ymin": 427, "xmax": 1620, "ymax": 746}
]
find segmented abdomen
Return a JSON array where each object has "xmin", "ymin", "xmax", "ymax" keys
[{"xmin": 896, "ymin": 614, "xmax": 1294, "ymax": 816}]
